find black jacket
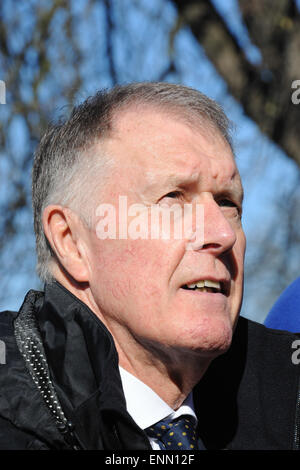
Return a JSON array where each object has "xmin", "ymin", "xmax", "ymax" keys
[{"xmin": 0, "ymin": 281, "xmax": 299, "ymax": 450}]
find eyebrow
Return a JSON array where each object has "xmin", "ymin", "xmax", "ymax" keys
[
  {"xmin": 145, "ymin": 171, "xmax": 201, "ymax": 190},
  {"xmin": 229, "ymin": 173, "xmax": 244, "ymax": 203},
  {"xmin": 217, "ymin": 184, "xmax": 244, "ymax": 204},
  {"xmin": 144, "ymin": 170, "xmax": 244, "ymax": 203}
]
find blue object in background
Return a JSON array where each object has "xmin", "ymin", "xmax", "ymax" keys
[{"xmin": 264, "ymin": 277, "xmax": 300, "ymax": 333}]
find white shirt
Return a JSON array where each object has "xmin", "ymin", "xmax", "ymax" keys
[{"xmin": 119, "ymin": 367, "xmax": 197, "ymax": 450}]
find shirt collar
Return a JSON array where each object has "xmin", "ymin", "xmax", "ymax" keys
[{"xmin": 119, "ymin": 366, "xmax": 197, "ymax": 430}]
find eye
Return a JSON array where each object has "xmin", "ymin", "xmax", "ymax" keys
[
  {"xmin": 218, "ymin": 198, "xmax": 242, "ymax": 218},
  {"xmin": 218, "ymin": 199, "xmax": 237, "ymax": 208},
  {"xmin": 157, "ymin": 190, "xmax": 185, "ymax": 207},
  {"xmin": 163, "ymin": 190, "xmax": 183, "ymax": 199}
]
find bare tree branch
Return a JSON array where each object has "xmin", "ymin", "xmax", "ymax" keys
[
  {"xmin": 171, "ymin": 0, "xmax": 300, "ymax": 167},
  {"xmin": 104, "ymin": 0, "xmax": 118, "ymax": 85}
]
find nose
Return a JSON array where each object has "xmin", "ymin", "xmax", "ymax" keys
[{"xmin": 190, "ymin": 197, "xmax": 237, "ymax": 255}]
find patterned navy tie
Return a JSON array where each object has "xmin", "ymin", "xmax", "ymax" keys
[{"xmin": 146, "ymin": 415, "xmax": 203, "ymax": 450}]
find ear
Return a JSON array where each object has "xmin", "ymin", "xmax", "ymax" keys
[{"xmin": 42, "ymin": 205, "xmax": 90, "ymax": 283}]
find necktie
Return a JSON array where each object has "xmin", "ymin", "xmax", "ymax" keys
[{"xmin": 146, "ymin": 415, "xmax": 202, "ymax": 450}]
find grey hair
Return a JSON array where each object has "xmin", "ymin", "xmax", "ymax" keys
[{"xmin": 32, "ymin": 81, "xmax": 233, "ymax": 282}]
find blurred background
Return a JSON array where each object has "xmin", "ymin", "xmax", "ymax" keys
[{"xmin": 0, "ymin": 0, "xmax": 299, "ymax": 323}]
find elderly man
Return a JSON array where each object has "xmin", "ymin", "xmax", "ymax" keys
[{"xmin": 0, "ymin": 83, "xmax": 299, "ymax": 450}]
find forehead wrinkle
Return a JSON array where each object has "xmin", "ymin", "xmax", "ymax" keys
[{"xmin": 144, "ymin": 170, "xmax": 201, "ymax": 192}]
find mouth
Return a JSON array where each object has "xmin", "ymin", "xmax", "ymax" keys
[{"xmin": 181, "ymin": 279, "xmax": 228, "ymax": 295}]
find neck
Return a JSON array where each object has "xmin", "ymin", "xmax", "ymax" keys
[{"xmin": 116, "ymin": 337, "xmax": 212, "ymax": 410}]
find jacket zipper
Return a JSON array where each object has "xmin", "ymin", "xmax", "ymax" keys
[
  {"xmin": 58, "ymin": 421, "xmax": 83, "ymax": 450},
  {"xmin": 14, "ymin": 306, "xmax": 84, "ymax": 449}
]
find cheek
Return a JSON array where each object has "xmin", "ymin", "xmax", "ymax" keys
[
  {"xmin": 236, "ymin": 235, "xmax": 246, "ymax": 283},
  {"xmin": 229, "ymin": 231, "xmax": 246, "ymax": 283},
  {"xmin": 237, "ymin": 228, "xmax": 246, "ymax": 260},
  {"xmin": 89, "ymin": 239, "xmax": 168, "ymax": 304}
]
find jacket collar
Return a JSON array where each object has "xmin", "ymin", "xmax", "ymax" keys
[{"xmin": 35, "ymin": 281, "xmax": 150, "ymax": 450}]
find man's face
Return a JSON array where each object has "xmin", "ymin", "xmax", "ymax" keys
[{"xmin": 84, "ymin": 108, "xmax": 246, "ymax": 362}]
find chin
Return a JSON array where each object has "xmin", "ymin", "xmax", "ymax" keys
[{"xmin": 180, "ymin": 315, "xmax": 234, "ymax": 358}]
